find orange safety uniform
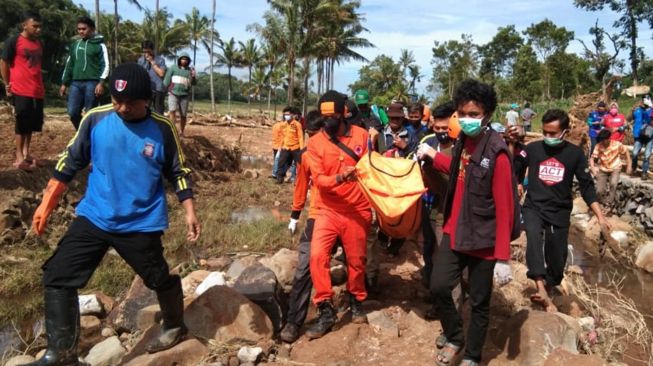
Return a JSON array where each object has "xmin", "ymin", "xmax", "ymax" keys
[
  {"xmin": 272, "ymin": 121, "xmax": 286, "ymax": 150},
  {"xmin": 281, "ymin": 120, "xmax": 304, "ymax": 150},
  {"xmin": 307, "ymin": 124, "xmax": 372, "ymax": 304},
  {"xmin": 291, "ymin": 149, "xmax": 320, "ymax": 219}
]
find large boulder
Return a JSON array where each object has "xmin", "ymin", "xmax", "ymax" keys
[
  {"xmin": 84, "ymin": 336, "xmax": 126, "ymax": 366},
  {"xmin": 225, "ymin": 256, "xmax": 260, "ymax": 280},
  {"xmin": 109, "ymin": 277, "xmax": 157, "ymax": 333},
  {"xmin": 233, "ymin": 264, "xmax": 287, "ymax": 333},
  {"xmin": 123, "ymin": 339, "xmax": 209, "ymax": 366},
  {"xmin": 184, "ymin": 285, "xmax": 273, "ymax": 344},
  {"xmin": 494, "ymin": 310, "xmax": 581, "ymax": 366},
  {"xmin": 259, "ymin": 248, "xmax": 298, "ymax": 292}
]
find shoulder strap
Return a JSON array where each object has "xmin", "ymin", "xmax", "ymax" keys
[{"xmin": 329, "ymin": 136, "xmax": 360, "ymax": 162}]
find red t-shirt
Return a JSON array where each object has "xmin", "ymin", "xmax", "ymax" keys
[
  {"xmin": 432, "ymin": 138, "xmax": 513, "ymax": 261},
  {"xmin": 1, "ymin": 34, "xmax": 44, "ymax": 99},
  {"xmin": 603, "ymin": 113, "xmax": 626, "ymax": 142}
]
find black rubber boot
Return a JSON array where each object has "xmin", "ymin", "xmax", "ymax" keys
[
  {"xmin": 146, "ymin": 276, "xmax": 187, "ymax": 353},
  {"xmin": 279, "ymin": 322, "xmax": 300, "ymax": 343},
  {"xmin": 349, "ymin": 295, "xmax": 367, "ymax": 324},
  {"xmin": 305, "ymin": 301, "xmax": 336, "ymax": 340},
  {"xmin": 23, "ymin": 287, "xmax": 80, "ymax": 366}
]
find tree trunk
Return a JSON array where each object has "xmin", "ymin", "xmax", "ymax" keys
[
  {"xmin": 248, "ymin": 66, "xmax": 252, "ymax": 116},
  {"xmin": 191, "ymin": 39, "xmax": 197, "ymax": 115},
  {"xmin": 209, "ymin": 0, "xmax": 216, "ymax": 113},
  {"xmin": 95, "ymin": 0, "xmax": 100, "ymax": 34},
  {"xmin": 154, "ymin": 0, "xmax": 159, "ymax": 53},
  {"xmin": 628, "ymin": 9, "xmax": 639, "ymax": 90},
  {"xmin": 228, "ymin": 66, "xmax": 232, "ymax": 114},
  {"xmin": 288, "ymin": 54, "xmax": 295, "ymax": 105},
  {"xmin": 317, "ymin": 59, "xmax": 322, "ymax": 96},
  {"xmin": 114, "ymin": 0, "xmax": 119, "ymax": 69},
  {"xmin": 330, "ymin": 58, "xmax": 335, "ymax": 90},
  {"xmin": 267, "ymin": 87, "xmax": 272, "ymax": 118},
  {"xmin": 303, "ymin": 57, "xmax": 309, "ymax": 116}
]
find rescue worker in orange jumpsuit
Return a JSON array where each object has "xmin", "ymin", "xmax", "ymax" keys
[{"xmin": 305, "ymin": 90, "xmax": 371, "ymax": 339}]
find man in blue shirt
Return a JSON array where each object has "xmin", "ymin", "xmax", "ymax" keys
[
  {"xmin": 632, "ymin": 97, "xmax": 653, "ymax": 180},
  {"xmin": 587, "ymin": 101, "xmax": 607, "ymax": 154},
  {"xmin": 26, "ymin": 63, "xmax": 200, "ymax": 365},
  {"xmin": 137, "ymin": 40, "xmax": 167, "ymax": 114}
]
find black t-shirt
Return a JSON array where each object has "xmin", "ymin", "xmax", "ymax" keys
[{"xmin": 515, "ymin": 140, "xmax": 597, "ymax": 227}]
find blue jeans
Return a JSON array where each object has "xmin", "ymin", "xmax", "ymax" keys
[
  {"xmin": 272, "ymin": 149, "xmax": 295, "ymax": 179},
  {"xmin": 67, "ymin": 80, "xmax": 98, "ymax": 130},
  {"xmin": 632, "ymin": 137, "xmax": 653, "ymax": 174}
]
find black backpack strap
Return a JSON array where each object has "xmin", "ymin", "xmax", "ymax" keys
[{"xmin": 330, "ymin": 137, "xmax": 360, "ymax": 162}]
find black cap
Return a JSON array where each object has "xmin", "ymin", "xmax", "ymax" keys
[
  {"xmin": 318, "ymin": 90, "xmax": 347, "ymax": 116},
  {"xmin": 110, "ymin": 63, "xmax": 152, "ymax": 101},
  {"xmin": 597, "ymin": 101, "xmax": 607, "ymax": 108}
]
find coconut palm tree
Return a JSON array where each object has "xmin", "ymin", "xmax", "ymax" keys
[
  {"xmin": 113, "ymin": 0, "xmax": 143, "ymax": 68},
  {"xmin": 215, "ymin": 37, "xmax": 242, "ymax": 114},
  {"xmin": 239, "ymin": 38, "xmax": 262, "ymax": 111},
  {"xmin": 141, "ymin": 8, "xmax": 189, "ymax": 58},
  {"xmin": 185, "ymin": 7, "xmax": 218, "ymax": 113},
  {"xmin": 408, "ymin": 64, "xmax": 421, "ymax": 95},
  {"xmin": 399, "ymin": 49, "xmax": 416, "ymax": 83},
  {"xmin": 314, "ymin": 0, "xmax": 373, "ymax": 90},
  {"xmin": 260, "ymin": 43, "xmax": 282, "ymax": 116},
  {"xmin": 264, "ymin": 0, "xmax": 301, "ymax": 105}
]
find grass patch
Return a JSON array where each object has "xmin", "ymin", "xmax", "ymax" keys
[{"xmin": 164, "ymin": 175, "xmax": 294, "ymax": 262}]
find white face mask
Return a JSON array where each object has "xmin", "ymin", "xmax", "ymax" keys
[{"xmin": 283, "ymin": 114, "xmax": 292, "ymax": 122}]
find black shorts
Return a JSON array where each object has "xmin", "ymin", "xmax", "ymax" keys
[{"xmin": 12, "ymin": 95, "xmax": 44, "ymax": 134}]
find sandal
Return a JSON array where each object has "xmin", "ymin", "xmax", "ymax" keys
[
  {"xmin": 435, "ymin": 342, "xmax": 462, "ymax": 366},
  {"xmin": 25, "ymin": 156, "xmax": 46, "ymax": 167},
  {"xmin": 436, "ymin": 333, "xmax": 447, "ymax": 349},
  {"xmin": 13, "ymin": 160, "xmax": 33, "ymax": 172},
  {"xmin": 460, "ymin": 359, "xmax": 479, "ymax": 366}
]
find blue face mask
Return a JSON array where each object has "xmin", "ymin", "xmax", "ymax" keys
[{"xmin": 459, "ymin": 117, "xmax": 483, "ymax": 137}]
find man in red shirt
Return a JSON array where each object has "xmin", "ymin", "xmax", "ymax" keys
[
  {"xmin": 305, "ymin": 90, "xmax": 371, "ymax": 339},
  {"xmin": 1, "ymin": 11, "xmax": 45, "ymax": 171},
  {"xmin": 417, "ymin": 80, "xmax": 516, "ymax": 366}
]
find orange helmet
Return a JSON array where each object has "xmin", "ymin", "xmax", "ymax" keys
[
  {"xmin": 422, "ymin": 104, "xmax": 431, "ymax": 122},
  {"xmin": 448, "ymin": 112, "xmax": 460, "ymax": 139}
]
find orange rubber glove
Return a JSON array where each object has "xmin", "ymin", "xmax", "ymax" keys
[{"xmin": 32, "ymin": 178, "xmax": 67, "ymax": 236}]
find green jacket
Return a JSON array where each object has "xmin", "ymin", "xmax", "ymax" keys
[
  {"xmin": 61, "ymin": 34, "xmax": 109, "ymax": 85},
  {"xmin": 163, "ymin": 53, "xmax": 195, "ymax": 96}
]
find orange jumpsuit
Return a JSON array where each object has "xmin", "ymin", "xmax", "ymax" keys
[{"xmin": 307, "ymin": 124, "xmax": 371, "ymax": 303}]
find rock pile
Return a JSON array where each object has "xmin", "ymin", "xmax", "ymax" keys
[{"xmin": 611, "ymin": 176, "xmax": 653, "ymax": 235}]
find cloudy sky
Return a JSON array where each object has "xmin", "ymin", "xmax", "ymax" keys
[{"xmin": 79, "ymin": 0, "xmax": 653, "ymax": 95}]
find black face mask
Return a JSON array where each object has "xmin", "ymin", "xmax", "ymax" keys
[
  {"xmin": 324, "ymin": 117, "xmax": 341, "ymax": 138},
  {"xmin": 435, "ymin": 132, "xmax": 451, "ymax": 145}
]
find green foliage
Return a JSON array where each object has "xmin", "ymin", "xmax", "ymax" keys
[
  {"xmin": 511, "ymin": 44, "xmax": 543, "ymax": 102},
  {"xmin": 575, "ymin": 0, "xmax": 653, "ymax": 84},
  {"xmin": 0, "ymin": 0, "xmax": 88, "ymax": 87},
  {"xmin": 140, "ymin": 8, "xmax": 190, "ymax": 59},
  {"xmin": 478, "ymin": 25, "xmax": 524, "ymax": 82},
  {"xmin": 348, "ymin": 54, "xmax": 403, "ymax": 104},
  {"xmin": 430, "ymin": 34, "xmax": 477, "ymax": 99}
]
